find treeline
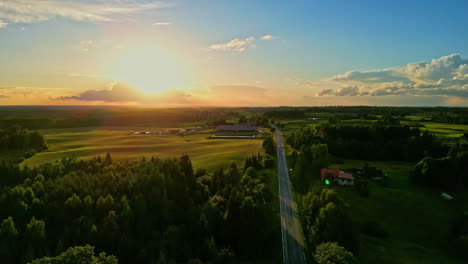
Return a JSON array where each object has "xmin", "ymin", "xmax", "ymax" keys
[
  {"xmin": 206, "ymin": 115, "xmax": 270, "ymax": 127},
  {"xmin": 262, "ymin": 106, "xmax": 468, "ymax": 121},
  {"xmin": 290, "ymin": 144, "xmax": 330, "ymax": 193},
  {"xmin": 411, "ymin": 144, "xmax": 468, "ymax": 191},
  {"xmin": 300, "ymin": 189, "xmax": 358, "ymax": 263},
  {"xmin": 0, "ymin": 107, "xmax": 242, "ymax": 130},
  {"xmin": 429, "ymin": 112, "xmax": 468, "ymax": 125},
  {"xmin": 0, "ymin": 126, "xmax": 47, "ymax": 158},
  {"xmin": 287, "ymin": 123, "xmax": 447, "ymax": 161},
  {"xmin": 0, "ymin": 152, "xmax": 277, "ymax": 263}
]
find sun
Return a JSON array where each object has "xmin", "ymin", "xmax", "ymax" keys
[{"xmin": 106, "ymin": 46, "xmax": 192, "ymax": 94}]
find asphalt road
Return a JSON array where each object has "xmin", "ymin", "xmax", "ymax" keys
[{"xmin": 275, "ymin": 128, "xmax": 307, "ymax": 264}]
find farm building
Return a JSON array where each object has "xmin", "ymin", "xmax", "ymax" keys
[
  {"xmin": 215, "ymin": 124, "xmax": 257, "ymax": 132},
  {"xmin": 321, "ymin": 168, "xmax": 355, "ymax": 186}
]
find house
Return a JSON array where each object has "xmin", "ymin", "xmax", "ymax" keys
[
  {"xmin": 215, "ymin": 124, "xmax": 257, "ymax": 132},
  {"xmin": 321, "ymin": 168, "xmax": 355, "ymax": 186}
]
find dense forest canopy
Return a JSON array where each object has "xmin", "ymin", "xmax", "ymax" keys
[
  {"xmin": 287, "ymin": 123, "xmax": 448, "ymax": 162},
  {"xmin": 0, "ymin": 151, "xmax": 277, "ymax": 264}
]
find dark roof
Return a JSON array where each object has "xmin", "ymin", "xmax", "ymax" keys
[{"xmin": 216, "ymin": 124, "xmax": 257, "ymax": 131}]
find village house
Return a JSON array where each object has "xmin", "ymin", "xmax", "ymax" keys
[{"xmin": 321, "ymin": 168, "xmax": 355, "ymax": 186}]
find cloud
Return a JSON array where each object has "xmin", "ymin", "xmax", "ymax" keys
[
  {"xmin": 58, "ymin": 82, "xmax": 142, "ymax": 102},
  {"xmin": 0, "ymin": 0, "xmax": 165, "ymax": 24},
  {"xmin": 261, "ymin": 35, "xmax": 278, "ymax": 40},
  {"xmin": 0, "ymin": 19, "xmax": 7, "ymax": 28},
  {"xmin": 80, "ymin": 40, "xmax": 93, "ymax": 52},
  {"xmin": 152, "ymin": 22, "xmax": 171, "ymax": 26},
  {"xmin": 315, "ymin": 54, "xmax": 468, "ymax": 97},
  {"xmin": 0, "ymin": 95, "xmax": 10, "ymax": 98},
  {"xmin": 209, "ymin": 37, "xmax": 255, "ymax": 52}
]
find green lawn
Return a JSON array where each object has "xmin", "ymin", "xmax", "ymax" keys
[
  {"xmin": 21, "ymin": 127, "xmax": 263, "ymax": 170},
  {"xmin": 328, "ymin": 160, "xmax": 467, "ymax": 264}
]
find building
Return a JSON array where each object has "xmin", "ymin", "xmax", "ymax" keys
[
  {"xmin": 215, "ymin": 124, "xmax": 257, "ymax": 132},
  {"xmin": 321, "ymin": 168, "xmax": 355, "ymax": 186}
]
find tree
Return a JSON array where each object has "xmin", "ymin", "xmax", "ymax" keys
[
  {"xmin": 294, "ymin": 146, "xmax": 314, "ymax": 193},
  {"xmin": 262, "ymin": 135, "xmax": 276, "ymax": 156},
  {"xmin": 0, "ymin": 217, "xmax": 19, "ymax": 262},
  {"xmin": 311, "ymin": 202, "xmax": 358, "ymax": 253},
  {"xmin": 314, "ymin": 242, "xmax": 355, "ymax": 264},
  {"xmin": 29, "ymin": 245, "xmax": 118, "ymax": 264},
  {"xmin": 0, "ymin": 216, "xmax": 18, "ymax": 237},
  {"xmin": 238, "ymin": 116, "xmax": 248, "ymax": 124},
  {"xmin": 25, "ymin": 217, "xmax": 46, "ymax": 261},
  {"xmin": 104, "ymin": 153, "xmax": 113, "ymax": 165}
]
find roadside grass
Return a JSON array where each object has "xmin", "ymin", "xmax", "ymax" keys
[
  {"xmin": 21, "ymin": 128, "xmax": 263, "ymax": 171},
  {"xmin": 327, "ymin": 159, "xmax": 467, "ymax": 264}
]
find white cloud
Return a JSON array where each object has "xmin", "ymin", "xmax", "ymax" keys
[
  {"xmin": 209, "ymin": 37, "xmax": 255, "ymax": 52},
  {"xmin": 0, "ymin": 0, "xmax": 165, "ymax": 24},
  {"xmin": 315, "ymin": 54, "xmax": 468, "ymax": 97},
  {"xmin": 261, "ymin": 35, "xmax": 278, "ymax": 40},
  {"xmin": 0, "ymin": 19, "xmax": 7, "ymax": 28},
  {"xmin": 152, "ymin": 22, "xmax": 171, "ymax": 26},
  {"xmin": 80, "ymin": 40, "xmax": 93, "ymax": 52}
]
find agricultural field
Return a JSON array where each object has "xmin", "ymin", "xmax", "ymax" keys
[{"xmin": 21, "ymin": 127, "xmax": 263, "ymax": 170}]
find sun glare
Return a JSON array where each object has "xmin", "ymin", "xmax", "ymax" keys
[{"xmin": 106, "ymin": 47, "xmax": 192, "ymax": 94}]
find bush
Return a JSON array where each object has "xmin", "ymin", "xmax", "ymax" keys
[{"xmin": 315, "ymin": 242, "xmax": 355, "ymax": 264}]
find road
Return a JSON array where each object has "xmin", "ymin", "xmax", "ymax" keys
[{"xmin": 275, "ymin": 128, "xmax": 307, "ymax": 264}]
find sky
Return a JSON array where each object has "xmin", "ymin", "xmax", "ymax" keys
[{"xmin": 0, "ymin": 0, "xmax": 468, "ymax": 106}]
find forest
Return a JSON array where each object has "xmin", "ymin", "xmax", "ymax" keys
[
  {"xmin": 287, "ymin": 122, "xmax": 448, "ymax": 161},
  {"xmin": 0, "ymin": 133, "xmax": 278, "ymax": 263},
  {"xmin": 0, "ymin": 126, "xmax": 47, "ymax": 161}
]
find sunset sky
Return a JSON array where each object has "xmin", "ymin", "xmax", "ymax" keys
[{"xmin": 1, "ymin": 0, "xmax": 468, "ymax": 106}]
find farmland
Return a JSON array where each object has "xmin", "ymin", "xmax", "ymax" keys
[{"xmin": 21, "ymin": 127, "xmax": 263, "ymax": 170}]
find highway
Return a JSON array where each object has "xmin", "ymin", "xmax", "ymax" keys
[{"xmin": 275, "ymin": 128, "xmax": 307, "ymax": 264}]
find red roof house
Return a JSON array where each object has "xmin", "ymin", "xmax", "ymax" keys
[{"xmin": 321, "ymin": 168, "xmax": 354, "ymax": 186}]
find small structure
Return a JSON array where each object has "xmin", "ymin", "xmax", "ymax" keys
[
  {"xmin": 215, "ymin": 124, "xmax": 257, "ymax": 132},
  {"xmin": 441, "ymin": 192, "xmax": 453, "ymax": 200},
  {"xmin": 321, "ymin": 168, "xmax": 355, "ymax": 186}
]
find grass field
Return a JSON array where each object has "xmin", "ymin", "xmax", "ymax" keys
[
  {"xmin": 420, "ymin": 122, "xmax": 468, "ymax": 138},
  {"xmin": 21, "ymin": 127, "xmax": 263, "ymax": 170},
  {"xmin": 328, "ymin": 160, "xmax": 467, "ymax": 264}
]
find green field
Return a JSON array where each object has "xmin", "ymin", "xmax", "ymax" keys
[
  {"xmin": 327, "ymin": 160, "xmax": 467, "ymax": 264},
  {"xmin": 21, "ymin": 127, "xmax": 263, "ymax": 170},
  {"xmin": 420, "ymin": 122, "xmax": 468, "ymax": 138}
]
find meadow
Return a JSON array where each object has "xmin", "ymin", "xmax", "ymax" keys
[
  {"xmin": 329, "ymin": 160, "xmax": 467, "ymax": 264},
  {"xmin": 21, "ymin": 127, "xmax": 263, "ymax": 170}
]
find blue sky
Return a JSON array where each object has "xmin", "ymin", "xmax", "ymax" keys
[{"xmin": 0, "ymin": 0, "xmax": 467, "ymax": 106}]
